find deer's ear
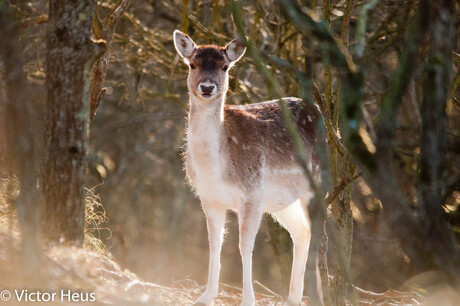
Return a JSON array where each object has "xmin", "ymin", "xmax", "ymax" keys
[
  {"xmin": 225, "ymin": 39, "xmax": 246, "ymax": 63},
  {"xmin": 173, "ymin": 30, "xmax": 196, "ymax": 60}
]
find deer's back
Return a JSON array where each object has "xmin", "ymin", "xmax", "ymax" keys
[{"xmin": 223, "ymin": 98, "xmax": 317, "ymax": 167}]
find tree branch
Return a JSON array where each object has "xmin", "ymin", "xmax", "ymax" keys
[
  {"xmin": 355, "ymin": 0, "xmax": 380, "ymax": 58},
  {"xmin": 325, "ymin": 172, "xmax": 361, "ymax": 205},
  {"xmin": 280, "ymin": 0, "xmax": 357, "ymax": 74},
  {"xmin": 312, "ymin": 83, "xmax": 348, "ymax": 157},
  {"xmin": 90, "ymin": 0, "xmax": 131, "ymax": 121}
]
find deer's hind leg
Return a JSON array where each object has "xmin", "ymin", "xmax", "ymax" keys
[{"xmin": 272, "ymin": 199, "xmax": 311, "ymax": 306}]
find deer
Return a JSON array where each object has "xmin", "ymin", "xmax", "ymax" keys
[{"xmin": 173, "ymin": 30, "xmax": 319, "ymax": 306}]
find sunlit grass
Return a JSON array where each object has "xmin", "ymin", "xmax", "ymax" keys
[
  {"xmin": 0, "ymin": 173, "xmax": 19, "ymax": 237},
  {"xmin": 1, "ymin": 174, "xmax": 111, "ymax": 252},
  {"xmin": 84, "ymin": 185, "xmax": 111, "ymax": 254}
]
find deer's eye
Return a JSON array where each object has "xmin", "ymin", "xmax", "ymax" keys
[
  {"xmin": 190, "ymin": 63, "xmax": 196, "ymax": 69},
  {"xmin": 223, "ymin": 65, "xmax": 229, "ymax": 72}
]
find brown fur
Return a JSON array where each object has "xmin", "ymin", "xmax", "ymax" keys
[
  {"xmin": 221, "ymin": 98, "xmax": 317, "ymax": 191},
  {"xmin": 190, "ymin": 46, "xmax": 227, "ymax": 71}
]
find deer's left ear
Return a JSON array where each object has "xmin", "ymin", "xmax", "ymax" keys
[{"xmin": 225, "ymin": 39, "xmax": 246, "ymax": 63}]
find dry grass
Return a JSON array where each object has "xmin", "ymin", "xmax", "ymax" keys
[{"xmin": 84, "ymin": 185, "xmax": 111, "ymax": 254}]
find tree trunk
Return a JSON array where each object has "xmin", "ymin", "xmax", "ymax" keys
[
  {"xmin": 42, "ymin": 0, "xmax": 95, "ymax": 244},
  {"xmin": 331, "ymin": 195, "xmax": 354, "ymax": 306},
  {"xmin": 266, "ymin": 216, "xmax": 293, "ymax": 290},
  {"xmin": 418, "ymin": 0, "xmax": 459, "ymax": 278}
]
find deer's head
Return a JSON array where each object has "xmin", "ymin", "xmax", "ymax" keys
[{"xmin": 173, "ymin": 30, "xmax": 246, "ymax": 103}]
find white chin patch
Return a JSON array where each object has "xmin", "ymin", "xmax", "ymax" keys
[{"xmin": 200, "ymin": 93, "xmax": 214, "ymax": 99}]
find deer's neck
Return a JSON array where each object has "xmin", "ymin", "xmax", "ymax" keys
[
  {"xmin": 187, "ymin": 94, "xmax": 226, "ymax": 166},
  {"xmin": 188, "ymin": 94, "xmax": 225, "ymax": 126}
]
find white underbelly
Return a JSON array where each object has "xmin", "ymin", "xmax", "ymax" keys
[{"xmin": 260, "ymin": 167, "xmax": 311, "ymax": 212}]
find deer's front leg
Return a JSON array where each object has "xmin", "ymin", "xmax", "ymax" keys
[
  {"xmin": 195, "ymin": 204, "xmax": 226, "ymax": 306},
  {"xmin": 238, "ymin": 203, "xmax": 263, "ymax": 306}
]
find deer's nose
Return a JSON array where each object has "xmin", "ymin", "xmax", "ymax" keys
[
  {"xmin": 200, "ymin": 84, "xmax": 215, "ymax": 94},
  {"xmin": 199, "ymin": 79, "xmax": 216, "ymax": 96}
]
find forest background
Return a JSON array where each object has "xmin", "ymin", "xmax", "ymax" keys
[{"xmin": 0, "ymin": 0, "xmax": 459, "ymax": 304}]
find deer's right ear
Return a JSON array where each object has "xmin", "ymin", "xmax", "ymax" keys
[{"xmin": 173, "ymin": 30, "xmax": 196, "ymax": 61}]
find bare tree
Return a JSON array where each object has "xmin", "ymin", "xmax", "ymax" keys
[{"xmin": 41, "ymin": 0, "xmax": 96, "ymax": 243}]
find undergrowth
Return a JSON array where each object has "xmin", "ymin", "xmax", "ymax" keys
[
  {"xmin": 0, "ymin": 173, "xmax": 19, "ymax": 235},
  {"xmin": 0, "ymin": 172, "xmax": 110, "ymax": 253},
  {"xmin": 84, "ymin": 184, "xmax": 111, "ymax": 253}
]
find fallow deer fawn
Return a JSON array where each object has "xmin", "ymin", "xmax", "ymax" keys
[{"xmin": 174, "ymin": 30, "xmax": 318, "ymax": 306}]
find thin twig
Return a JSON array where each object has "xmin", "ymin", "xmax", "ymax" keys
[
  {"xmin": 312, "ymin": 83, "xmax": 348, "ymax": 157},
  {"xmin": 253, "ymin": 280, "xmax": 282, "ymax": 300},
  {"xmin": 325, "ymin": 171, "xmax": 362, "ymax": 204},
  {"xmin": 90, "ymin": 0, "xmax": 131, "ymax": 121},
  {"xmin": 355, "ymin": 0, "xmax": 380, "ymax": 58}
]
